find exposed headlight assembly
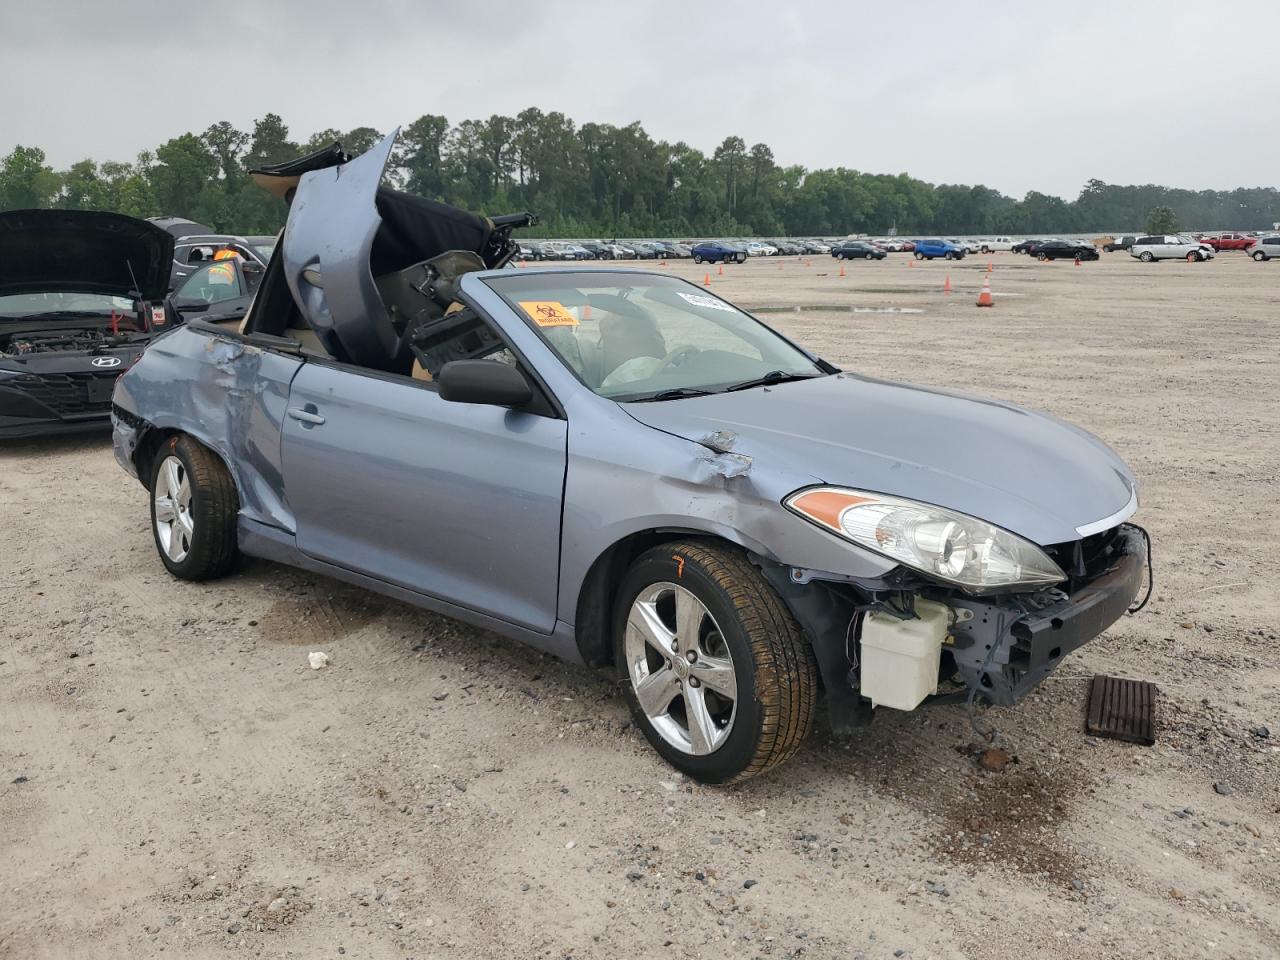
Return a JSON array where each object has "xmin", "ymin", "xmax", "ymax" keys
[{"xmin": 785, "ymin": 487, "xmax": 1066, "ymax": 592}]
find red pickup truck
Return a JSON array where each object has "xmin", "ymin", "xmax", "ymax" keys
[{"xmin": 1199, "ymin": 232, "xmax": 1257, "ymax": 252}]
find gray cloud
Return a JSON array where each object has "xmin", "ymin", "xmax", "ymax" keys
[{"xmin": 3, "ymin": 0, "xmax": 1275, "ymax": 198}]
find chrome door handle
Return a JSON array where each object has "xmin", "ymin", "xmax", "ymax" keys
[{"xmin": 287, "ymin": 406, "xmax": 326, "ymax": 425}]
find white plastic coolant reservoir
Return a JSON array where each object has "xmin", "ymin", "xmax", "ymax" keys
[{"xmin": 859, "ymin": 599, "xmax": 950, "ymax": 711}]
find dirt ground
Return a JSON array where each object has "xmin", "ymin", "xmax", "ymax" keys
[{"xmin": 2, "ymin": 250, "xmax": 1277, "ymax": 960}]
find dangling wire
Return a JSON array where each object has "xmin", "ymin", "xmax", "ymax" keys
[
  {"xmin": 1127, "ymin": 524, "xmax": 1153, "ymax": 614},
  {"xmin": 965, "ymin": 639, "xmax": 1001, "ymax": 743}
]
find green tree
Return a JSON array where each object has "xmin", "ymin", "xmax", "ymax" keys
[
  {"xmin": 1145, "ymin": 205, "xmax": 1178, "ymax": 235},
  {"xmin": 0, "ymin": 146, "xmax": 60, "ymax": 209}
]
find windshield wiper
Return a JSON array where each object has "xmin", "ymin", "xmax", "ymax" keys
[
  {"xmin": 723, "ymin": 370, "xmax": 822, "ymax": 392},
  {"xmin": 629, "ymin": 387, "xmax": 719, "ymax": 402}
]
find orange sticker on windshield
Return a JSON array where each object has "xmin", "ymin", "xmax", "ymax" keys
[{"xmin": 520, "ymin": 301, "xmax": 579, "ymax": 327}]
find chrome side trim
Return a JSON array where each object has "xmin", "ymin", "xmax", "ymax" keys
[{"xmin": 1076, "ymin": 486, "xmax": 1139, "ymax": 538}]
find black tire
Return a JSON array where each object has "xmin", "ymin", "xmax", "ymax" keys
[
  {"xmin": 149, "ymin": 434, "xmax": 239, "ymax": 581},
  {"xmin": 736, "ymin": 253, "xmax": 746, "ymax": 264},
  {"xmin": 693, "ymin": 254, "xmax": 703, "ymax": 264},
  {"xmin": 614, "ymin": 541, "xmax": 818, "ymax": 784},
  {"xmin": 980, "ymin": 245, "xmax": 991, "ymax": 254},
  {"xmin": 944, "ymin": 251, "xmax": 956, "ymax": 260},
  {"xmin": 836, "ymin": 252, "xmax": 845, "ymax": 260},
  {"xmin": 865, "ymin": 252, "xmax": 875, "ymax": 260},
  {"xmin": 1038, "ymin": 252, "xmax": 1049, "ymax": 261},
  {"xmin": 1139, "ymin": 251, "xmax": 1154, "ymax": 262},
  {"xmin": 914, "ymin": 252, "xmax": 924, "ymax": 260},
  {"xmin": 1253, "ymin": 250, "xmax": 1267, "ymax": 261}
]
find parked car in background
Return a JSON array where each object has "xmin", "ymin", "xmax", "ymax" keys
[
  {"xmin": 898, "ymin": 240, "xmax": 916, "ymax": 253},
  {"xmin": 668, "ymin": 242, "xmax": 693, "ymax": 258},
  {"xmin": 1129, "ymin": 235, "xmax": 1215, "ymax": 262},
  {"xmin": 691, "ymin": 241, "xmax": 747, "ymax": 264},
  {"xmin": 629, "ymin": 242, "xmax": 660, "ymax": 259},
  {"xmin": 578, "ymin": 241, "xmax": 611, "ymax": 259},
  {"xmin": 0, "ymin": 209, "xmax": 175, "ymax": 438},
  {"xmin": 1199, "ymin": 232, "xmax": 1256, "ymax": 252},
  {"xmin": 832, "ymin": 241, "xmax": 886, "ymax": 260},
  {"xmin": 168, "ymin": 255, "xmax": 265, "ymax": 324},
  {"xmin": 977, "ymin": 237, "xmax": 1015, "ymax": 253},
  {"xmin": 913, "ymin": 239, "xmax": 965, "ymax": 260},
  {"xmin": 1249, "ymin": 235, "xmax": 1280, "ymax": 260},
  {"xmin": 168, "ymin": 233, "xmax": 274, "ymax": 288},
  {"xmin": 1012, "ymin": 239, "xmax": 1047, "ymax": 255},
  {"xmin": 947, "ymin": 238, "xmax": 982, "ymax": 254},
  {"xmin": 112, "ymin": 132, "xmax": 1149, "ymax": 784},
  {"xmin": 744, "ymin": 241, "xmax": 776, "ymax": 257},
  {"xmin": 1101, "ymin": 235, "xmax": 1139, "ymax": 253},
  {"xmin": 802, "ymin": 240, "xmax": 831, "ymax": 254},
  {"xmin": 1033, "ymin": 240, "xmax": 1099, "ymax": 262}
]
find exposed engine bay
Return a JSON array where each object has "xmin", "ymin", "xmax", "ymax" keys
[{"xmin": 1, "ymin": 327, "xmax": 141, "ymax": 357}]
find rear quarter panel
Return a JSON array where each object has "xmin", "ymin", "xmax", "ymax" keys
[{"xmin": 112, "ymin": 325, "xmax": 302, "ymax": 532}]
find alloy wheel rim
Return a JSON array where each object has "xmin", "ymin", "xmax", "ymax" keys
[
  {"xmin": 625, "ymin": 582, "xmax": 737, "ymax": 756},
  {"xmin": 153, "ymin": 455, "xmax": 193, "ymax": 562}
]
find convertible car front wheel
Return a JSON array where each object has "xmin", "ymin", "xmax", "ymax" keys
[
  {"xmin": 149, "ymin": 435, "xmax": 240, "ymax": 581},
  {"xmin": 615, "ymin": 541, "xmax": 817, "ymax": 783}
]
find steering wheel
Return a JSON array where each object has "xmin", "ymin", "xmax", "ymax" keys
[{"xmin": 651, "ymin": 345, "xmax": 701, "ymax": 375}]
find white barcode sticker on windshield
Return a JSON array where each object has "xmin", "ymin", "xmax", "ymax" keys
[{"xmin": 677, "ymin": 292, "xmax": 735, "ymax": 312}]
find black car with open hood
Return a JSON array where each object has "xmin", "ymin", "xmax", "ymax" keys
[{"xmin": 0, "ymin": 209, "xmax": 175, "ymax": 438}]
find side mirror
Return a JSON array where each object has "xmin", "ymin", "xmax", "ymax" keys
[{"xmin": 437, "ymin": 360, "xmax": 533, "ymax": 408}]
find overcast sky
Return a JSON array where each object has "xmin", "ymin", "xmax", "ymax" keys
[{"xmin": 4, "ymin": 1, "xmax": 1275, "ymax": 199}]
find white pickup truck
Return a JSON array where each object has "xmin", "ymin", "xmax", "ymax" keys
[{"xmin": 976, "ymin": 237, "xmax": 1016, "ymax": 253}]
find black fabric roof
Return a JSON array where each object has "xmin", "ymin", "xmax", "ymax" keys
[{"xmin": 370, "ymin": 188, "xmax": 492, "ymax": 277}]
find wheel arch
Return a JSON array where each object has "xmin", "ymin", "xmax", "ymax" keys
[
  {"xmin": 131, "ymin": 420, "xmax": 243, "ymax": 506},
  {"xmin": 572, "ymin": 527, "xmax": 757, "ymax": 668}
]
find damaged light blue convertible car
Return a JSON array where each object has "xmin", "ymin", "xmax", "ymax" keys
[{"xmin": 112, "ymin": 132, "xmax": 1150, "ymax": 783}]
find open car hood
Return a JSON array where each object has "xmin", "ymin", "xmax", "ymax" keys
[
  {"xmin": 279, "ymin": 130, "xmax": 499, "ymax": 371},
  {"xmin": 624, "ymin": 373, "xmax": 1138, "ymax": 547},
  {"xmin": 0, "ymin": 209, "xmax": 174, "ymax": 301}
]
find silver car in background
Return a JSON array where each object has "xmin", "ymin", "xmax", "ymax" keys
[
  {"xmin": 1129, "ymin": 235, "xmax": 1215, "ymax": 262},
  {"xmin": 112, "ymin": 132, "xmax": 1149, "ymax": 783}
]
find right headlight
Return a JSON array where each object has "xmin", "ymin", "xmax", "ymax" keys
[{"xmin": 784, "ymin": 486, "xmax": 1066, "ymax": 592}]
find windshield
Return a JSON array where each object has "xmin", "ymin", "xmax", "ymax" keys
[
  {"xmin": 0, "ymin": 292, "xmax": 135, "ymax": 318},
  {"xmin": 484, "ymin": 272, "xmax": 824, "ymax": 401}
]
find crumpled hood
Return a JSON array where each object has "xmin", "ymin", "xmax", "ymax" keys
[
  {"xmin": 623, "ymin": 373, "xmax": 1137, "ymax": 546},
  {"xmin": 0, "ymin": 209, "xmax": 174, "ymax": 301}
]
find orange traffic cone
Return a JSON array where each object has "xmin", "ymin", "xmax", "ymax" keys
[
  {"xmin": 908, "ymin": 258, "xmax": 916, "ymax": 268},
  {"xmin": 987, "ymin": 261, "xmax": 993, "ymax": 273},
  {"xmin": 976, "ymin": 278, "xmax": 994, "ymax": 307},
  {"xmin": 838, "ymin": 263, "xmax": 846, "ymax": 278},
  {"xmin": 660, "ymin": 259, "xmax": 667, "ymax": 267},
  {"xmin": 1074, "ymin": 255, "xmax": 1081, "ymax": 267},
  {"xmin": 717, "ymin": 263, "xmax": 724, "ymax": 276},
  {"xmin": 703, "ymin": 273, "xmax": 711, "ymax": 287},
  {"xmin": 943, "ymin": 274, "xmax": 952, "ymax": 294}
]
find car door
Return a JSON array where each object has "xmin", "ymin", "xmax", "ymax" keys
[
  {"xmin": 279, "ymin": 356, "xmax": 567, "ymax": 633},
  {"xmin": 275, "ymin": 128, "xmax": 567, "ymax": 633}
]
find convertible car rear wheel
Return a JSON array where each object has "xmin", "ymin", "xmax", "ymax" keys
[
  {"xmin": 615, "ymin": 541, "xmax": 817, "ymax": 783},
  {"xmin": 150, "ymin": 435, "xmax": 239, "ymax": 581}
]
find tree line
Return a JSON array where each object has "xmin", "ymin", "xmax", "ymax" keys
[{"xmin": 1, "ymin": 110, "xmax": 1276, "ymax": 238}]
